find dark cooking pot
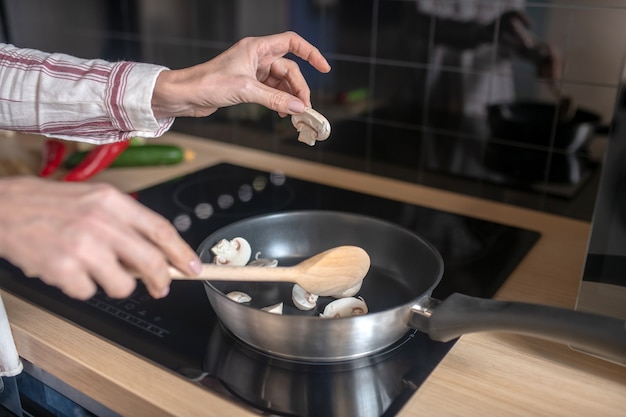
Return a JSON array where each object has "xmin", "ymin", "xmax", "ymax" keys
[
  {"xmin": 197, "ymin": 210, "xmax": 626, "ymax": 364},
  {"xmin": 487, "ymin": 101, "xmax": 606, "ymax": 152}
]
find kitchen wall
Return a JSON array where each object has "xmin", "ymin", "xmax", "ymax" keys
[{"xmin": 2, "ymin": 0, "xmax": 626, "ymax": 221}]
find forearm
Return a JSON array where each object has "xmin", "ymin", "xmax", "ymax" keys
[{"xmin": 0, "ymin": 43, "xmax": 174, "ymax": 143}]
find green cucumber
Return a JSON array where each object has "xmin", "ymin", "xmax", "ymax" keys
[
  {"xmin": 64, "ymin": 144, "xmax": 194, "ymax": 168},
  {"xmin": 129, "ymin": 136, "xmax": 147, "ymax": 146}
]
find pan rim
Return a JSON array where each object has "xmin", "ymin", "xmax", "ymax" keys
[{"xmin": 197, "ymin": 209, "xmax": 445, "ymax": 320}]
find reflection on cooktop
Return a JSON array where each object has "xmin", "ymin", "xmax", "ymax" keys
[
  {"xmin": 425, "ymin": 133, "xmax": 597, "ymax": 198},
  {"xmin": 0, "ymin": 163, "xmax": 541, "ymax": 417},
  {"xmin": 317, "ymin": 117, "xmax": 598, "ymax": 199}
]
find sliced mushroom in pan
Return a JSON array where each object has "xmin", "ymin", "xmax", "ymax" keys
[
  {"xmin": 210, "ymin": 237, "xmax": 252, "ymax": 266},
  {"xmin": 292, "ymin": 284, "xmax": 319, "ymax": 311}
]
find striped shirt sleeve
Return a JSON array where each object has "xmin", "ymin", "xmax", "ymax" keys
[{"xmin": 0, "ymin": 43, "xmax": 174, "ymax": 144}]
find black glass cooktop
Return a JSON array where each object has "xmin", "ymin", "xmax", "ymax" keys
[{"xmin": 0, "ymin": 163, "xmax": 540, "ymax": 417}]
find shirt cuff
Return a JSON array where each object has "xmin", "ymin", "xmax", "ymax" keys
[{"xmin": 107, "ymin": 62, "xmax": 175, "ymax": 139}]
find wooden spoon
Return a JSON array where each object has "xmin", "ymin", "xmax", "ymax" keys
[{"xmin": 167, "ymin": 245, "xmax": 371, "ymax": 297}]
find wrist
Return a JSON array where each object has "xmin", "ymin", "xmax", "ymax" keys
[{"xmin": 152, "ymin": 69, "xmax": 195, "ymax": 119}]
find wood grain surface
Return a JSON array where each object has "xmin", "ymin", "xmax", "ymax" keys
[{"xmin": 1, "ymin": 132, "xmax": 624, "ymax": 417}]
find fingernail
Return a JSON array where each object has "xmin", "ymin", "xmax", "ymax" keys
[
  {"xmin": 160, "ymin": 285, "xmax": 170, "ymax": 298},
  {"xmin": 189, "ymin": 258, "xmax": 202, "ymax": 275},
  {"xmin": 288, "ymin": 100, "xmax": 305, "ymax": 114}
]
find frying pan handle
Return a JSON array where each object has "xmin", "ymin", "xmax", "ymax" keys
[{"xmin": 409, "ymin": 293, "xmax": 626, "ymax": 365}]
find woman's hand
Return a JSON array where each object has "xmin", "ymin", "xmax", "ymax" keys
[
  {"xmin": 494, "ymin": 10, "xmax": 563, "ymax": 81},
  {"xmin": 0, "ymin": 177, "xmax": 201, "ymax": 300},
  {"xmin": 151, "ymin": 31, "xmax": 331, "ymax": 119}
]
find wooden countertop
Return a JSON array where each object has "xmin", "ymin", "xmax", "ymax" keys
[{"xmin": 1, "ymin": 132, "xmax": 625, "ymax": 416}]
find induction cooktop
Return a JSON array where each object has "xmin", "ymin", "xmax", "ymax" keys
[{"xmin": 0, "ymin": 162, "xmax": 541, "ymax": 416}]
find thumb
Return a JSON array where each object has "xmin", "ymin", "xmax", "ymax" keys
[{"xmin": 250, "ymin": 82, "xmax": 307, "ymax": 115}]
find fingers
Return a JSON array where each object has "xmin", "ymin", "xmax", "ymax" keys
[
  {"xmin": 282, "ymin": 31, "xmax": 331, "ymax": 74},
  {"xmin": 35, "ymin": 258, "xmax": 99, "ymax": 300},
  {"xmin": 256, "ymin": 31, "xmax": 330, "ymax": 73},
  {"xmin": 0, "ymin": 178, "xmax": 200, "ymax": 301},
  {"xmin": 120, "ymin": 205, "xmax": 201, "ymax": 297},
  {"xmin": 252, "ymin": 31, "xmax": 331, "ymax": 115},
  {"xmin": 269, "ymin": 58, "xmax": 310, "ymax": 104},
  {"xmin": 25, "ymin": 239, "xmax": 135, "ymax": 300},
  {"xmin": 257, "ymin": 57, "xmax": 311, "ymax": 115},
  {"xmin": 120, "ymin": 196, "xmax": 200, "ymax": 274},
  {"xmin": 100, "ymin": 191, "xmax": 201, "ymax": 298},
  {"xmin": 71, "ymin": 252, "xmax": 137, "ymax": 300}
]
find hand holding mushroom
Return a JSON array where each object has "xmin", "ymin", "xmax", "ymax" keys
[{"xmin": 152, "ymin": 31, "xmax": 331, "ymax": 119}]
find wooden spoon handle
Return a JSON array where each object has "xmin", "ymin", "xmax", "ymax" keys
[
  {"xmin": 159, "ymin": 246, "xmax": 369, "ymax": 296},
  {"xmin": 167, "ymin": 264, "xmax": 297, "ymax": 282}
]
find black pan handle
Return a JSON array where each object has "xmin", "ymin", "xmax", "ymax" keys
[{"xmin": 409, "ymin": 293, "xmax": 626, "ymax": 365}]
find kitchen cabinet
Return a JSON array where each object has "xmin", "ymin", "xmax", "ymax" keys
[{"xmin": 1, "ymin": 359, "xmax": 120, "ymax": 417}]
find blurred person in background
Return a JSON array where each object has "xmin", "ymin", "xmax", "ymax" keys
[{"xmin": 378, "ymin": 0, "xmax": 561, "ymax": 118}]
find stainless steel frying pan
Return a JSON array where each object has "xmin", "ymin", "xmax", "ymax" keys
[{"xmin": 197, "ymin": 210, "xmax": 626, "ymax": 364}]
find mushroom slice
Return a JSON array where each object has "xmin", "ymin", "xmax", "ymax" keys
[
  {"xmin": 261, "ymin": 302, "xmax": 284, "ymax": 315},
  {"xmin": 226, "ymin": 291, "xmax": 252, "ymax": 303},
  {"xmin": 291, "ymin": 284, "xmax": 319, "ymax": 311},
  {"xmin": 291, "ymin": 108, "xmax": 331, "ymax": 146},
  {"xmin": 329, "ymin": 281, "xmax": 363, "ymax": 299},
  {"xmin": 248, "ymin": 258, "xmax": 278, "ymax": 267},
  {"xmin": 247, "ymin": 251, "xmax": 278, "ymax": 267},
  {"xmin": 319, "ymin": 297, "xmax": 368, "ymax": 319},
  {"xmin": 211, "ymin": 237, "xmax": 252, "ymax": 266}
]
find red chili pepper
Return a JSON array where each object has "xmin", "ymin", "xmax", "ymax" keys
[
  {"xmin": 39, "ymin": 139, "xmax": 67, "ymax": 177},
  {"xmin": 62, "ymin": 140, "xmax": 130, "ymax": 182}
]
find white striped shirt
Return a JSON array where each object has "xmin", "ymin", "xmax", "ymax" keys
[{"xmin": 0, "ymin": 43, "xmax": 174, "ymax": 144}]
